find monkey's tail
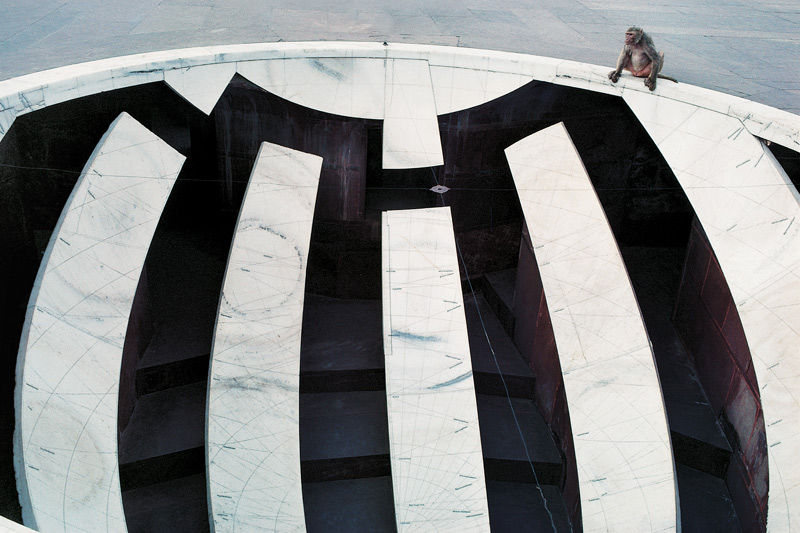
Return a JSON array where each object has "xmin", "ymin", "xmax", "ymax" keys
[{"xmin": 658, "ymin": 74, "xmax": 678, "ymax": 83}]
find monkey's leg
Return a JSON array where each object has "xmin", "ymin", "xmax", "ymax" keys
[
  {"xmin": 654, "ymin": 52, "xmax": 678, "ymax": 83},
  {"xmin": 645, "ymin": 52, "xmax": 664, "ymax": 90}
]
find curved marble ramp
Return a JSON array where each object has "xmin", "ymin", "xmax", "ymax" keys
[
  {"xmin": 206, "ymin": 142, "xmax": 322, "ymax": 532},
  {"xmin": 624, "ymin": 91, "xmax": 800, "ymax": 532},
  {"xmin": 505, "ymin": 123, "xmax": 677, "ymax": 532},
  {"xmin": 14, "ymin": 112, "xmax": 184, "ymax": 532},
  {"xmin": 381, "ymin": 207, "xmax": 490, "ymax": 531}
]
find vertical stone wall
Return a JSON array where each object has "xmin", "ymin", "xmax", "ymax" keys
[
  {"xmin": 213, "ymin": 79, "xmax": 378, "ymax": 299},
  {"xmin": 214, "ymin": 78, "xmax": 367, "ymax": 222},
  {"xmin": 118, "ymin": 269, "xmax": 155, "ymax": 436},
  {"xmin": 512, "ymin": 226, "xmax": 581, "ymax": 531},
  {"xmin": 674, "ymin": 218, "xmax": 768, "ymax": 532}
]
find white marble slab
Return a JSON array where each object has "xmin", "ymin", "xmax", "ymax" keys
[
  {"xmin": 237, "ymin": 57, "xmax": 386, "ymax": 119},
  {"xmin": 14, "ymin": 112, "xmax": 184, "ymax": 532},
  {"xmin": 624, "ymin": 91, "xmax": 800, "ymax": 532},
  {"xmin": 382, "ymin": 207, "xmax": 490, "ymax": 531},
  {"xmin": 382, "ymin": 59, "xmax": 444, "ymax": 169},
  {"xmin": 729, "ymin": 100, "xmax": 800, "ymax": 154},
  {"xmin": 0, "ymin": 107, "xmax": 15, "ymax": 141},
  {"xmin": 206, "ymin": 142, "xmax": 322, "ymax": 532},
  {"xmin": 505, "ymin": 123, "xmax": 677, "ymax": 533},
  {"xmin": 164, "ymin": 62, "xmax": 236, "ymax": 115},
  {"xmin": 428, "ymin": 62, "xmax": 534, "ymax": 115},
  {"xmin": 0, "ymin": 516, "xmax": 37, "ymax": 533},
  {"xmin": 1, "ymin": 43, "xmax": 798, "ymax": 152}
]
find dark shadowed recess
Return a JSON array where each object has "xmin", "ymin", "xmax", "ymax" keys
[
  {"xmin": 1, "ymin": 72, "xmax": 795, "ymax": 531},
  {"xmin": 768, "ymin": 141, "xmax": 800, "ymax": 190}
]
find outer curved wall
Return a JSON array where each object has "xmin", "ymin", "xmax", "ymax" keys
[
  {"xmin": 0, "ymin": 42, "xmax": 798, "ymax": 150},
  {"xmin": 1, "ymin": 42, "xmax": 798, "ymax": 532}
]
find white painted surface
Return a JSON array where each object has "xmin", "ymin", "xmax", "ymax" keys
[
  {"xmin": 206, "ymin": 142, "xmax": 321, "ymax": 532},
  {"xmin": 14, "ymin": 112, "xmax": 184, "ymax": 532},
  {"xmin": 382, "ymin": 207, "xmax": 490, "ymax": 531},
  {"xmin": 382, "ymin": 59, "xmax": 444, "ymax": 169},
  {"xmin": 164, "ymin": 62, "xmax": 236, "ymax": 114},
  {"xmin": 506, "ymin": 123, "xmax": 677, "ymax": 533},
  {"xmin": 625, "ymin": 91, "xmax": 800, "ymax": 532}
]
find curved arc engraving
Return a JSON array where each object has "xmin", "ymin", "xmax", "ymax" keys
[{"xmin": 206, "ymin": 142, "xmax": 322, "ymax": 532}]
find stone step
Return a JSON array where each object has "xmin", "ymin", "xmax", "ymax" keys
[
  {"xmin": 675, "ymin": 464, "xmax": 742, "ymax": 532},
  {"xmin": 302, "ymin": 477, "xmax": 396, "ymax": 532},
  {"xmin": 300, "ymin": 391, "xmax": 390, "ymax": 461},
  {"xmin": 486, "ymin": 481, "xmax": 572, "ymax": 533},
  {"xmin": 120, "ymin": 447, "xmax": 204, "ymax": 492},
  {"xmin": 301, "ymin": 455, "xmax": 390, "ymax": 483},
  {"xmin": 482, "ymin": 268, "xmax": 517, "ymax": 338},
  {"xmin": 300, "ymin": 369, "xmax": 385, "ymax": 393},
  {"xmin": 121, "ymin": 474, "xmax": 209, "ymax": 533},
  {"xmin": 477, "ymin": 394, "xmax": 562, "ymax": 482},
  {"xmin": 136, "ymin": 353, "xmax": 209, "ymax": 396},
  {"xmin": 671, "ymin": 431, "xmax": 731, "ymax": 479},
  {"xmin": 119, "ymin": 382, "xmax": 206, "ymax": 465}
]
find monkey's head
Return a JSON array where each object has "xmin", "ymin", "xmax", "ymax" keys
[{"xmin": 625, "ymin": 27, "xmax": 644, "ymax": 45}]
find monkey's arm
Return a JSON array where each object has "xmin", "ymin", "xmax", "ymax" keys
[{"xmin": 608, "ymin": 47, "xmax": 628, "ymax": 83}]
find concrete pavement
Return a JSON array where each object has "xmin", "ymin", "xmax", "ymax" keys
[{"xmin": 0, "ymin": 0, "xmax": 798, "ymax": 113}]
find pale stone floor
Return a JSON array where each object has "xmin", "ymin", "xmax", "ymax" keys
[{"xmin": 0, "ymin": 0, "xmax": 798, "ymax": 113}]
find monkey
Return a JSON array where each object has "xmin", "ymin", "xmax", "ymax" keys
[{"xmin": 608, "ymin": 27, "xmax": 677, "ymax": 91}]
